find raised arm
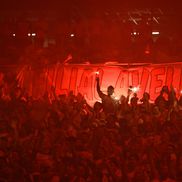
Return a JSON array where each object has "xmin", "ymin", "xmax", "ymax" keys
[
  {"xmin": 126, "ymin": 86, "xmax": 132, "ymax": 104},
  {"xmin": 96, "ymin": 76, "xmax": 105, "ymax": 99}
]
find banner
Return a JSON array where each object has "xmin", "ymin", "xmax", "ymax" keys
[{"xmin": 18, "ymin": 62, "xmax": 182, "ymax": 106}]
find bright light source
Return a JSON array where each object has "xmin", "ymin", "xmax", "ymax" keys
[
  {"xmin": 152, "ymin": 31, "xmax": 160, "ymax": 35},
  {"xmin": 114, "ymin": 97, "xmax": 119, "ymax": 100},
  {"xmin": 32, "ymin": 33, "xmax": 36, "ymax": 37},
  {"xmin": 70, "ymin": 34, "xmax": 74, "ymax": 37},
  {"xmin": 28, "ymin": 33, "xmax": 31, "ymax": 37},
  {"xmin": 95, "ymin": 71, "xmax": 99, "ymax": 75},
  {"xmin": 13, "ymin": 33, "xmax": 16, "ymax": 37},
  {"xmin": 180, "ymin": 90, "xmax": 182, "ymax": 94},
  {"xmin": 132, "ymin": 87, "xmax": 139, "ymax": 93},
  {"xmin": 111, "ymin": 94, "xmax": 120, "ymax": 101},
  {"xmin": 131, "ymin": 32, "xmax": 139, "ymax": 36},
  {"xmin": 130, "ymin": 86, "xmax": 140, "ymax": 93}
]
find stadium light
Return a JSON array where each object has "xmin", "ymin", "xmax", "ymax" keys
[
  {"xmin": 130, "ymin": 86, "xmax": 140, "ymax": 93},
  {"xmin": 152, "ymin": 31, "xmax": 160, "ymax": 35}
]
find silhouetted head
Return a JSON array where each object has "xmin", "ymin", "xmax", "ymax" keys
[
  {"xmin": 141, "ymin": 92, "xmax": 150, "ymax": 102},
  {"xmin": 93, "ymin": 101, "xmax": 103, "ymax": 112},
  {"xmin": 162, "ymin": 85, "xmax": 169, "ymax": 94},
  {"xmin": 107, "ymin": 85, "xmax": 114, "ymax": 96}
]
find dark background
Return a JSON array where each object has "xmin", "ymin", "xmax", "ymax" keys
[{"xmin": 0, "ymin": 0, "xmax": 182, "ymax": 65}]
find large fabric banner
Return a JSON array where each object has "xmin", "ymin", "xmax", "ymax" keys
[{"xmin": 17, "ymin": 62, "xmax": 182, "ymax": 106}]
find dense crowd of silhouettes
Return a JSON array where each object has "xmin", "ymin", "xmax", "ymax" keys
[{"xmin": 0, "ymin": 81, "xmax": 182, "ymax": 182}]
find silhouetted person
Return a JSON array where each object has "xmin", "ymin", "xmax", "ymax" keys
[
  {"xmin": 155, "ymin": 86, "xmax": 169, "ymax": 110},
  {"xmin": 96, "ymin": 76, "xmax": 117, "ymax": 115}
]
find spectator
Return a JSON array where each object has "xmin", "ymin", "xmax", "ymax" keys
[
  {"xmin": 96, "ymin": 76, "xmax": 118, "ymax": 115},
  {"xmin": 0, "ymin": 81, "xmax": 181, "ymax": 182}
]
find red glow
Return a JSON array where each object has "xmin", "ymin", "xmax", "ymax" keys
[
  {"xmin": 145, "ymin": 50, "xmax": 150, "ymax": 54},
  {"xmin": 18, "ymin": 63, "xmax": 182, "ymax": 106}
]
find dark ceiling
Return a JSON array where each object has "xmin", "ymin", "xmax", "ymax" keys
[
  {"xmin": 0, "ymin": 0, "xmax": 182, "ymax": 12},
  {"xmin": 0, "ymin": 0, "xmax": 182, "ymax": 64}
]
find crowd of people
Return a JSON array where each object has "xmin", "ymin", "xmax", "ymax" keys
[{"xmin": 0, "ymin": 78, "xmax": 182, "ymax": 181}]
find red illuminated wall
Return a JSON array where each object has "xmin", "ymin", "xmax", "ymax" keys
[{"xmin": 18, "ymin": 63, "xmax": 182, "ymax": 106}]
